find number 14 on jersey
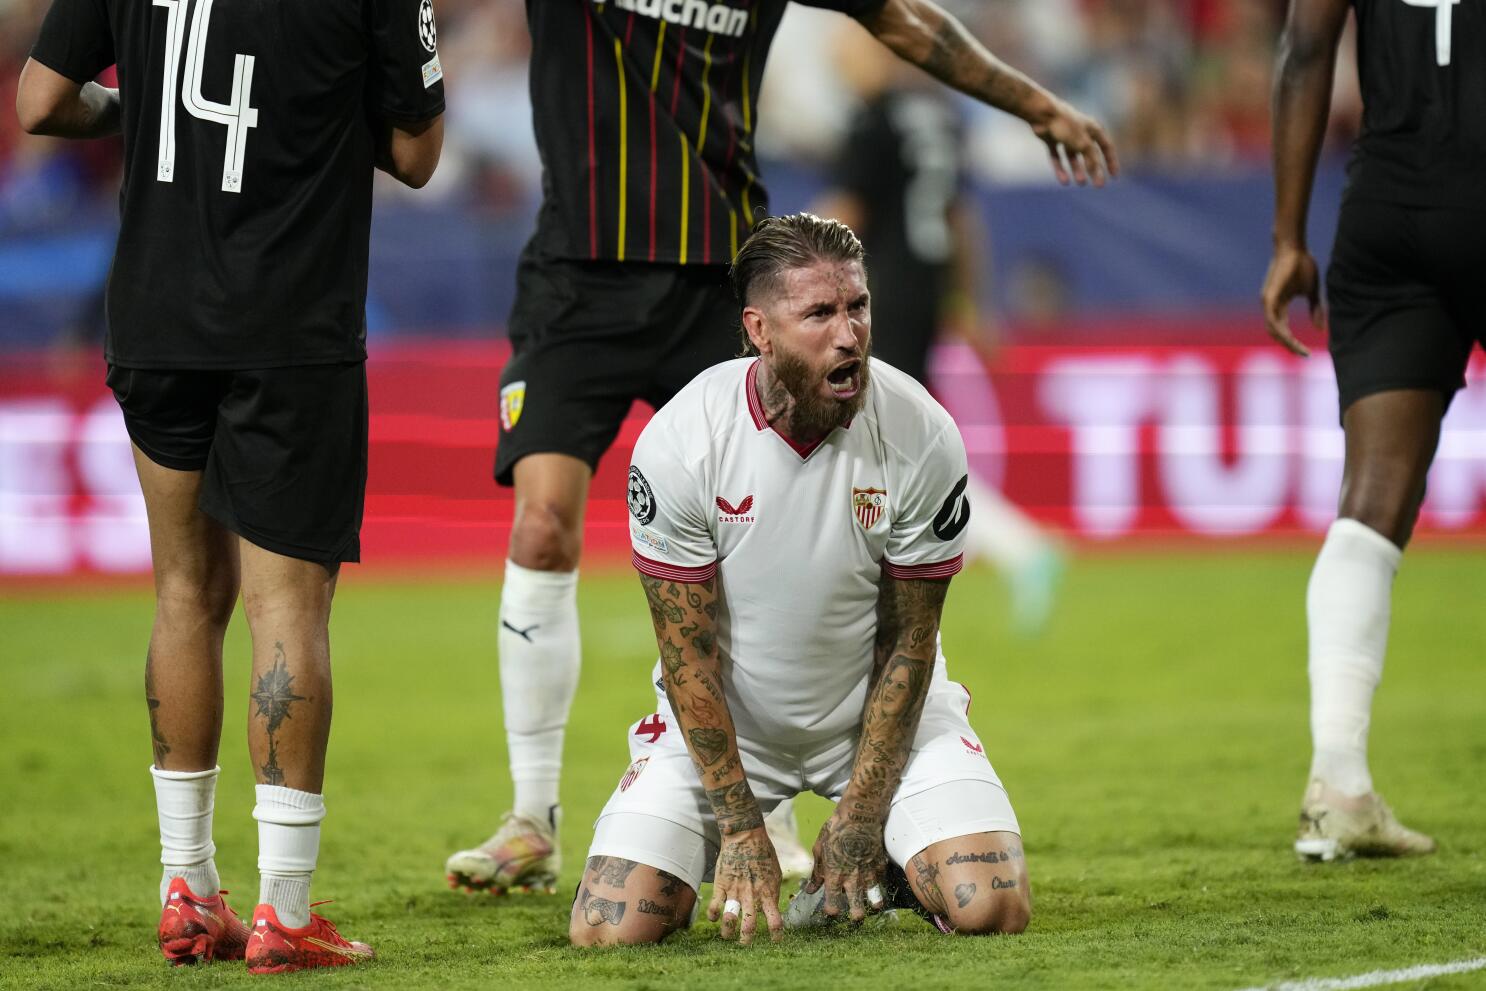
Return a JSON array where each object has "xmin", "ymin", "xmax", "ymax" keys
[
  {"xmin": 153, "ymin": 0, "xmax": 258, "ymax": 193},
  {"xmin": 1402, "ymin": 0, "xmax": 1462, "ymax": 66}
]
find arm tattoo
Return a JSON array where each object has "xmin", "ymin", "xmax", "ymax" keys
[
  {"xmin": 915, "ymin": 9, "xmax": 1038, "ymax": 113},
  {"xmin": 144, "ymin": 651, "xmax": 170, "ymax": 766},
  {"xmin": 688, "ymin": 728, "xmax": 728, "ymax": 766},
  {"xmin": 251, "ymin": 643, "xmax": 306, "ymax": 786},
  {"xmin": 705, "ymin": 780, "xmax": 765, "ymax": 835},
  {"xmin": 639, "ymin": 572, "xmax": 763, "ymax": 838},
  {"xmin": 843, "ymin": 577, "xmax": 948, "ymax": 820}
]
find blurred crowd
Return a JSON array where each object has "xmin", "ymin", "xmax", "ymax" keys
[{"xmin": 0, "ymin": 0, "xmax": 1363, "ymax": 226}]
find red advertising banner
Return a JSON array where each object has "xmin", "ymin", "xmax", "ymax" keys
[{"xmin": 2, "ymin": 323, "xmax": 1483, "ymax": 577}]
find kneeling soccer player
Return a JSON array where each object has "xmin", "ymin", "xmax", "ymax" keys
[
  {"xmin": 18, "ymin": 0, "xmax": 444, "ymax": 970},
  {"xmin": 569, "ymin": 214, "xmax": 1029, "ymax": 946}
]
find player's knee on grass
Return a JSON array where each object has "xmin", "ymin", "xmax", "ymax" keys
[
  {"xmin": 568, "ymin": 857, "xmax": 696, "ymax": 947},
  {"xmin": 911, "ymin": 833, "xmax": 1030, "ymax": 936}
]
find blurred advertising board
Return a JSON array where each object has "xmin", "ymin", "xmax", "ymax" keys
[{"xmin": 2, "ymin": 320, "xmax": 1483, "ymax": 577}]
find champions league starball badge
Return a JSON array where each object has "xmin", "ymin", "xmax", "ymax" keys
[
  {"xmin": 627, "ymin": 466, "xmax": 656, "ymax": 524},
  {"xmin": 418, "ymin": 0, "xmax": 438, "ymax": 53}
]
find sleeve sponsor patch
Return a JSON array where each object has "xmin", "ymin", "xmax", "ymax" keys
[
  {"xmin": 631, "ymin": 524, "xmax": 670, "ymax": 555},
  {"xmin": 421, "ymin": 53, "xmax": 443, "ymax": 89}
]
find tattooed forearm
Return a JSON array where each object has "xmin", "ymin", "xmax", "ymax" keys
[
  {"xmin": 251, "ymin": 642, "xmax": 305, "ymax": 786},
  {"xmin": 639, "ymin": 571, "xmax": 762, "ymax": 837},
  {"xmin": 706, "ymin": 780, "xmax": 765, "ymax": 835},
  {"xmin": 844, "ymin": 577, "xmax": 949, "ymax": 822},
  {"xmin": 689, "ymin": 728, "xmax": 728, "ymax": 766},
  {"xmin": 865, "ymin": 1, "xmax": 1044, "ymax": 118},
  {"xmin": 144, "ymin": 651, "xmax": 170, "ymax": 766}
]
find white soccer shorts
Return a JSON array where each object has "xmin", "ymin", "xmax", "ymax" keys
[{"xmin": 586, "ymin": 680, "xmax": 1020, "ymax": 892}]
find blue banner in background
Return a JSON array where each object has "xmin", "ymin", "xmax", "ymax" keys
[{"xmin": 0, "ymin": 164, "xmax": 1348, "ymax": 345}]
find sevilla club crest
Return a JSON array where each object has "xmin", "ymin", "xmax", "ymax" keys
[
  {"xmin": 852, "ymin": 487, "xmax": 887, "ymax": 530},
  {"xmin": 619, "ymin": 756, "xmax": 649, "ymax": 792}
]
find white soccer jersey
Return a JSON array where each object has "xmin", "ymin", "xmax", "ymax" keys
[{"xmin": 627, "ymin": 356, "xmax": 971, "ymax": 746}]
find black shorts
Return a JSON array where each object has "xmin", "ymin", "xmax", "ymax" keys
[
  {"xmin": 493, "ymin": 252, "xmax": 738, "ymax": 485},
  {"xmin": 107, "ymin": 362, "xmax": 368, "ymax": 564},
  {"xmin": 1326, "ymin": 198, "xmax": 1486, "ymax": 417}
]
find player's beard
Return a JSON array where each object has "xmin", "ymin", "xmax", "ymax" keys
[{"xmin": 769, "ymin": 336, "xmax": 872, "ymax": 439}]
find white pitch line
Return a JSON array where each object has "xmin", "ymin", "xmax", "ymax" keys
[{"xmin": 1237, "ymin": 956, "xmax": 1486, "ymax": 991}]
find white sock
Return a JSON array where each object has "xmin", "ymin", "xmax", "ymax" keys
[
  {"xmin": 499, "ymin": 560, "xmax": 580, "ymax": 823},
  {"xmin": 151, "ymin": 765, "xmax": 221, "ymax": 904},
  {"xmin": 962, "ymin": 474, "xmax": 1048, "ymax": 573},
  {"xmin": 253, "ymin": 784, "xmax": 325, "ymax": 929},
  {"xmin": 1306, "ymin": 518, "xmax": 1401, "ymax": 797}
]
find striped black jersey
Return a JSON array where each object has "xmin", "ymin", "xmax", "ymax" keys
[
  {"xmin": 1347, "ymin": 0, "xmax": 1486, "ymax": 209},
  {"xmin": 526, "ymin": 0, "xmax": 887, "ymax": 267},
  {"xmin": 30, "ymin": 0, "xmax": 446, "ymax": 369}
]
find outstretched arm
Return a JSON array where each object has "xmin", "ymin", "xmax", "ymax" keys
[
  {"xmin": 809, "ymin": 574, "xmax": 950, "ymax": 922},
  {"xmin": 638, "ymin": 574, "xmax": 783, "ymax": 944},
  {"xmin": 857, "ymin": 0, "xmax": 1117, "ymax": 186},
  {"xmin": 16, "ymin": 58, "xmax": 119, "ymax": 138},
  {"xmin": 1261, "ymin": 0, "xmax": 1350, "ymax": 356}
]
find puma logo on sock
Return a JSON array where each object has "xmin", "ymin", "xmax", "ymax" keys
[{"xmin": 501, "ymin": 620, "xmax": 539, "ymax": 642}]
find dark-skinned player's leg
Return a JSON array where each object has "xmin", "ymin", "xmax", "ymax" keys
[
  {"xmin": 133, "ymin": 445, "xmax": 240, "ymax": 920},
  {"xmin": 238, "ymin": 541, "xmax": 343, "ymax": 933},
  {"xmin": 1297, "ymin": 388, "xmax": 1443, "ymax": 861},
  {"xmin": 902, "ymin": 831, "xmax": 1030, "ymax": 936},
  {"xmin": 568, "ymin": 856, "xmax": 698, "ymax": 947}
]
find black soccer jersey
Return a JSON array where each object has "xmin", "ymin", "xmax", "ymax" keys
[
  {"xmin": 525, "ymin": 0, "xmax": 886, "ymax": 267},
  {"xmin": 1347, "ymin": 0, "xmax": 1486, "ymax": 209},
  {"xmin": 30, "ymin": 0, "xmax": 446, "ymax": 369},
  {"xmin": 836, "ymin": 86, "xmax": 964, "ymax": 384}
]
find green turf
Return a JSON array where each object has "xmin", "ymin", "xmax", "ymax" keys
[{"xmin": 1, "ymin": 551, "xmax": 1483, "ymax": 989}]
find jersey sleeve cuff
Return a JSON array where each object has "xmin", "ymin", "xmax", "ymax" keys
[
  {"xmin": 379, "ymin": 99, "xmax": 446, "ymax": 124},
  {"xmin": 28, "ymin": 49, "xmax": 107, "ymax": 86},
  {"xmin": 883, "ymin": 555, "xmax": 964, "ymax": 580},
  {"xmin": 632, "ymin": 551, "xmax": 717, "ymax": 584}
]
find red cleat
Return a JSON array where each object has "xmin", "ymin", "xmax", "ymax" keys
[
  {"xmin": 245, "ymin": 902, "xmax": 374, "ymax": 974},
  {"xmin": 157, "ymin": 877, "xmax": 252, "ymax": 966}
]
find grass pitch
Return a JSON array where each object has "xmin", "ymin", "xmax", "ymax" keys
[{"xmin": 1, "ymin": 551, "xmax": 1483, "ymax": 990}]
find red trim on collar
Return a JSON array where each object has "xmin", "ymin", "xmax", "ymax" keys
[
  {"xmin": 744, "ymin": 358, "xmax": 848, "ymax": 460},
  {"xmin": 745, "ymin": 359, "xmax": 768, "ymax": 430}
]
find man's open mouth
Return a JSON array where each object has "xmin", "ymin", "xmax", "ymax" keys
[{"xmin": 827, "ymin": 359, "xmax": 861, "ymax": 396}]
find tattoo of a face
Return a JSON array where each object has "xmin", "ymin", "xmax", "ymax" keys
[
  {"xmin": 588, "ymin": 856, "xmax": 639, "ymax": 889},
  {"xmin": 578, "ymin": 888, "xmax": 626, "ymax": 927},
  {"xmin": 955, "ymin": 882, "xmax": 977, "ymax": 908},
  {"xmin": 251, "ymin": 644, "xmax": 305, "ymax": 786},
  {"xmin": 144, "ymin": 651, "xmax": 170, "ymax": 766}
]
